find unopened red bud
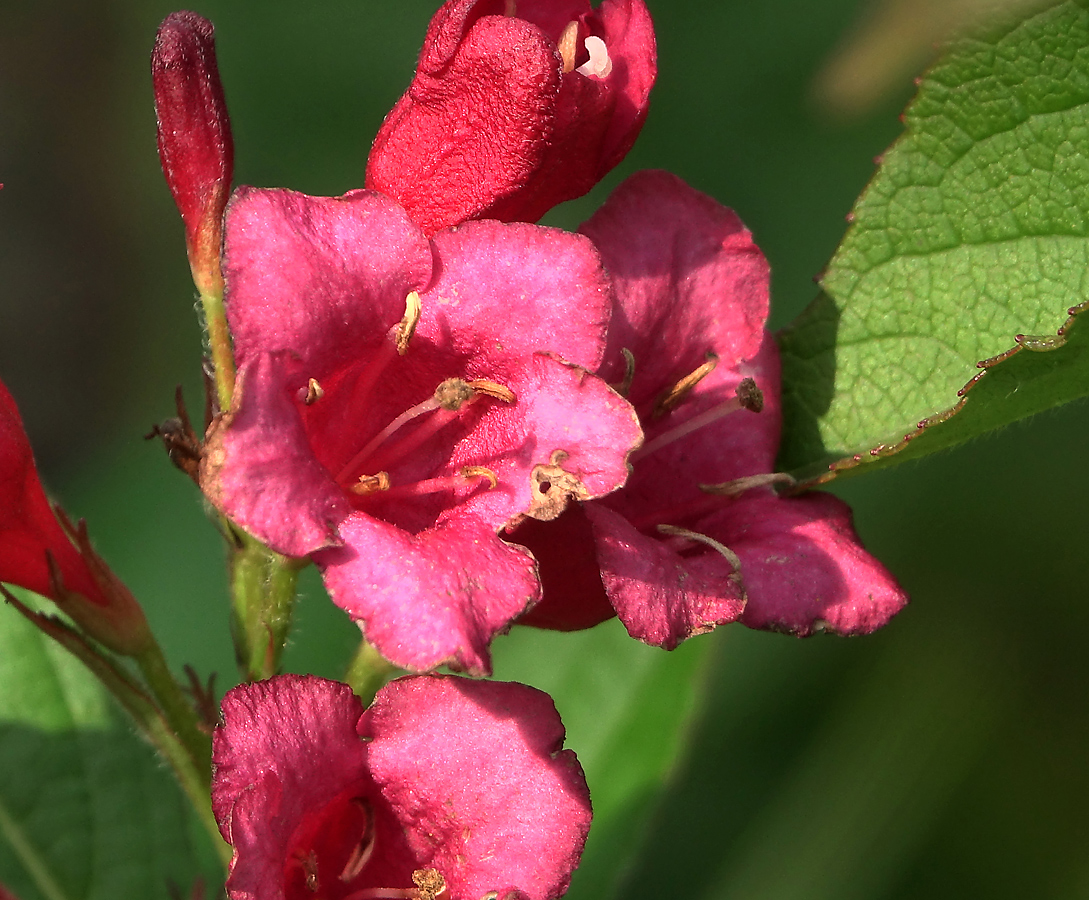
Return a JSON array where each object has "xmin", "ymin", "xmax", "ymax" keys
[{"xmin": 152, "ymin": 11, "xmax": 234, "ymax": 295}]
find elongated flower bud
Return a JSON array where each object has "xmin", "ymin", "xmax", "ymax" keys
[
  {"xmin": 152, "ymin": 11, "xmax": 234, "ymax": 296},
  {"xmin": 0, "ymin": 379, "xmax": 153, "ymax": 656}
]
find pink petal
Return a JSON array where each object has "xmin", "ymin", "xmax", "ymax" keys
[
  {"xmin": 212, "ymin": 676, "xmax": 385, "ymax": 900},
  {"xmin": 316, "ymin": 515, "xmax": 541, "ymax": 675},
  {"xmin": 714, "ymin": 491, "xmax": 909, "ymax": 635},
  {"xmin": 423, "ymin": 220, "xmax": 612, "ymax": 372},
  {"xmin": 222, "ymin": 187, "xmax": 432, "ymax": 374},
  {"xmin": 583, "ymin": 504, "xmax": 746, "ymax": 649},
  {"xmin": 201, "ymin": 352, "xmax": 347, "ymax": 558},
  {"xmin": 363, "ymin": 675, "xmax": 591, "ymax": 900}
]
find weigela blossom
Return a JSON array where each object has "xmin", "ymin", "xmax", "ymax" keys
[
  {"xmin": 366, "ymin": 0, "xmax": 656, "ymax": 235},
  {"xmin": 152, "ymin": 11, "xmax": 234, "ymax": 295},
  {"xmin": 510, "ymin": 171, "xmax": 908, "ymax": 647},
  {"xmin": 0, "ymin": 379, "xmax": 151, "ymax": 655},
  {"xmin": 212, "ymin": 674, "xmax": 591, "ymax": 900},
  {"xmin": 199, "ymin": 187, "xmax": 641, "ymax": 674}
]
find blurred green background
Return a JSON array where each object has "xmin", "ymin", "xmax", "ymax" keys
[{"xmin": 1, "ymin": 0, "xmax": 1087, "ymax": 897}]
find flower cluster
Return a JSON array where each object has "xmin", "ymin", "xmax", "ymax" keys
[{"xmin": 0, "ymin": 3, "xmax": 909, "ymax": 899}]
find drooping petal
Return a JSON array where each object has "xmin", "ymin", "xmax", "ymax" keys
[
  {"xmin": 583, "ymin": 503, "xmax": 746, "ymax": 648},
  {"xmin": 707, "ymin": 490, "xmax": 909, "ymax": 636},
  {"xmin": 222, "ymin": 187, "xmax": 433, "ymax": 375},
  {"xmin": 362, "ymin": 675, "xmax": 592, "ymax": 900},
  {"xmin": 0, "ymin": 379, "xmax": 102, "ymax": 602},
  {"xmin": 201, "ymin": 351, "xmax": 348, "ymax": 558},
  {"xmin": 316, "ymin": 515, "xmax": 540, "ymax": 675}
]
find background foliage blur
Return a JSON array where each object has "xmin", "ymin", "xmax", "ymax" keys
[{"xmin": 1, "ymin": 0, "xmax": 1086, "ymax": 897}]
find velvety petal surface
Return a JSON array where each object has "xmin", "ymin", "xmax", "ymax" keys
[
  {"xmin": 201, "ymin": 351, "xmax": 348, "ymax": 558},
  {"xmin": 222, "ymin": 187, "xmax": 433, "ymax": 374},
  {"xmin": 0, "ymin": 379, "xmax": 101, "ymax": 602},
  {"xmin": 363, "ymin": 675, "xmax": 592, "ymax": 900},
  {"xmin": 316, "ymin": 516, "xmax": 540, "ymax": 675},
  {"xmin": 212, "ymin": 676, "xmax": 379, "ymax": 900},
  {"xmin": 714, "ymin": 491, "xmax": 909, "ymax": 636},
  {"xmin": 366, "ymin": 5, "xmax": 561, "ymax": 236},
  {"xmin": 366, "ymin": 0, "xmax": 655, "ymax": 233},
  {"xmin": 584, "ymin": 504, "xmax": 746, "ymax": 648}
]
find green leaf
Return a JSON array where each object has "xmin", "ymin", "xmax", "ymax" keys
[
  {"xmin": 0, "ymin": 599, "xmax": 220, "ymax": 900},
  {"xmin": 778, "ymin": 0, "xmax": 1089, "ymax": 478},
  {"xmin": 491, "ymin": 621, "xmax": 712, "ymax": 900}
]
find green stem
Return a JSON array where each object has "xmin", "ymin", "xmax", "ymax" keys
[
  {"xmin": 344, "ymin": 638, "xmax": 402, "ymax": 706},
  {"xmin": 134, "ymin": 641, "xmax": 213, "ymax": 777},
  {"xmin": 228, "ymin": 529, "xmax": 302, "ymax": 682},
  {"xmin": 199, "ymin": 286, "xmax": 235, "ymax": 413}
]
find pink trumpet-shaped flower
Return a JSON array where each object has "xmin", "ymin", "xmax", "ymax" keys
[
  {"xmin": 200, "ymin": 187, "xmax": 641, "ymax": 675},
  {"xmin": 366, "ymin": 0, "xmax": 656, "ymax": 236},
  {"xmin": 510, "ymin": 171, "xmax": 907, "ymax": 647},
  {"xmin": 212, "ymin": 674, "xmax": 591, "ymax": 900}
]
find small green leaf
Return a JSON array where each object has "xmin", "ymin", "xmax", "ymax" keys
[
  {"xmin": 779, "ymin": 1, "xmax": 1089, "ymax": 478},
  {"xmin": 0, "ymin": 600, "xmax": 220, "ymax": 900},
  {"xmin": 492, "ymin": 622, "xmax": 712, "ymax": 900}
]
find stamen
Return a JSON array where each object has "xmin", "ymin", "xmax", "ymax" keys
[
  {"xmin": 632, "ymin": 378, "xmax": 763, "ymax": 462},
  {"xmin": 467, "ymin": 379, "xmax": 516, "ymax": 403},
  {"xmin": 368, "ymin": 468, "xmax": 497, "ymax": 502},
  {"xmin": 461, "ymin": 465, "xmax": 498, "ymax": 489},
  {"xmin": 504, "ymin": 0, "xmax": 517, "ymax": 15},
  {"xmin": 557, "ymin": 21, "xmax": 579, "ymax": 73},
  {"xmin": 576, "ymin": 35, "xmax": 613, "ymax": 78},
  {"xmin": 657, "ymin": 524, "xmax": 744, "ymax": 582},
  {"xmin": 700, "ymin": 472, "xmax": 795, "ymax": 496},
  {"xmin": 610, "ymin": 348, "xmax": 636, "ymax": 397},
  {"xmin": 396, "ymin": 291, "xmax": 422, "ymax": 355},
  {"xmin": 303, "ymin": 378, "xmax": 324, "ymax": 405},
  {"xmin": 339, "ymin": 798, "xmax": 376, "ymax": 882},
  {"xmin": 653, "ymin": 352, "xmax": 718, "ymax": 419},
  {"xmin": 351, "ymin": 472, "xmax": 391, "ymax": 496}
]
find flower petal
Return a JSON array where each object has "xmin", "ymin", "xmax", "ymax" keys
[
  {"xmin": 316, "ymin": 515, "xmax": 541, "ymax": 675},
  {"xmin": 222, "ymin": 187, "xmax": 432, "ymax": 374},
  {"xmin": 201, "ymin": 351, "xmax": 348, "ymax": 557},
  {"xmin": 711, "ymin": 490, "xmax": 909, "ymax": 636},
  {"xmin": 583, "ymin": 503, "xmax": 746, "ymax": 648},
  {"xmin": 363, "ymin": 675, "xmax": 591, "ymax": 900}
]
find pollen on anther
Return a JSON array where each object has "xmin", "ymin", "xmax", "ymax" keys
[
  {"xmin": 461, "ymin": 466, "xmax": 498, "ymax": 489},
  {"xmin": 304, "ymin": 378, "xmax": 324, "ymax": 405},
  {"xmin": 557, "ymin": 21, "xmax": 579, "ymax": 74},
  {"xmin": 352, "ymin": 472, "xmax": 391, "ymax": 495},
  {"xmin": 396, "ymin": 291, "xmax": 422, "ymax": 356},
  {"xmin": 467, "ymin": 379, "xmax": 516, "ymax": 403}
]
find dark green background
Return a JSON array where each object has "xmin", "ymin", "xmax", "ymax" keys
[{"xmin": 1, "ymin": 0, "xmax": 1086, "ymax": 897}]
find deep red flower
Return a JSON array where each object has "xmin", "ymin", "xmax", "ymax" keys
[
  {"xmin": 0, "ymin": 378, "xmax": 151, "ymax": 655},
  {"xmin": 200, "ymin": 187, "xmax": 641, "ymax": 674},
  {"xmin": 212, "ymin": 674, "xmax": 591, "ymax": 900},
  {"xmin": 510, "ymin": 171, "xmax": 908, "ymax": 646},
  {"xmin": 366, "ymin": 0, "xmax": 656, "ymax": 236},
  {"xmin": 152, "ymin": 11, "xmax": 234, "ymax": 295}
]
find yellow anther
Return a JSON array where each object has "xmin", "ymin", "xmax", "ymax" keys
[
  {"xmin": 351, "ymin": 472, "xmax": 391, "ymax": 495},
  {"xmin": 653, "ymin": 352, "xmax": 719, "ymax": 418},
  {"xmin": 557, "ymin": 20, "xmax": 579, "ymax": 73},
  {"xmin": 467, "ymin": 379, "xmax": 516, "ymax": 402},
  {"xmin": 461, "ymin": 466, "xmax": 498, "ymax": 489},
  {"xmin": 396, "ymin": 291, "xmax": 422, "ymax": 355},
  {"xmin": 304, "ymin": 378, "xmax": 324, "ymax": 405}
]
